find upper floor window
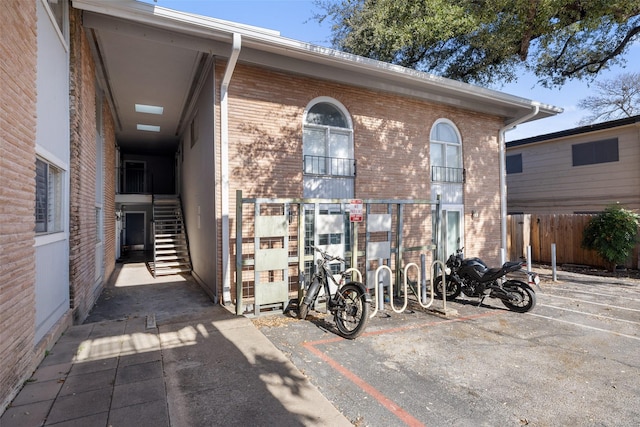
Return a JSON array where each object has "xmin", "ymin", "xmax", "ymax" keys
[
  {"xmin": 572, "ymin": 138, "xmax": 619, "ymax": 166},
  {"xmin": 506, "ymin": 153, "xmax": 523, "ymax": 174},
  {"xmin": 45, "ymin": 0, "xmax": 69, "ymax": 45},
  {"xmin": 303, "ymin": 98, "xmax": 355, "ymax": 178},
  {"xmin": 35, "ymin": 158, "xmax": 64, "ymax": 234},
  {"xmin": 430, "ymin": 119, "xmax": 464, "ymax": 183}
]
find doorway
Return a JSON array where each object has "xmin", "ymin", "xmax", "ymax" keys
[{"xmin": 124, "ymin": 212, "xmax": 146, "ymax": 251}]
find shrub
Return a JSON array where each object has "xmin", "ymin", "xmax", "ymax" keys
[{"xmin": 582, "ymin": 205, "xmax": 640, "ymax": 271}]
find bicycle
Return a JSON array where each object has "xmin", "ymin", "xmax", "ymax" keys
[{"xmin": 298, "ymin": 246, "xmax": 371, "ymax": 339}]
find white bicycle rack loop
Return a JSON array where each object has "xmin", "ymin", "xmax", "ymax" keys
[
  {"xmin": 369, "ymin": 258, "xmax": 449, "ymax": 318},
  {"xmin": 343, "ymin": 267, "xmax": 363, "ymax": 283}
]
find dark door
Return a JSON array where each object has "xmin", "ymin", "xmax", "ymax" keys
[{"xmin": 125, "ymin": 212, "xmax": 145, "ymax": 250}]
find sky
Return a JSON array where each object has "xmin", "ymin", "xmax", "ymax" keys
[{"xmin": 140, "ymin": 0, "xmax": 640, "ymax": 141}]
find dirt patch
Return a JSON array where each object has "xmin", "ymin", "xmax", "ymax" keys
[{"xmin": 251, "ymin": 315, "xmax": 299, "ymax": 328}]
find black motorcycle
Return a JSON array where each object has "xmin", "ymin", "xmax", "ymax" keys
[{"xmin": 434, "ymin": 248, "xmax": 539, "ymax": 313}]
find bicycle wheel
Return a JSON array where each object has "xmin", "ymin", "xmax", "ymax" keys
[{"xmin": 334, "ymin": 284, "xmax": 370, "ymax": 339}]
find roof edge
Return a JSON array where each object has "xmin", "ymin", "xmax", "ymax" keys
[
  {"xmin": 507, "ymin": 114, "xmax": 640, "ymax": 148},
  {"xmin": 73, "ymin": 0, "xmax": 562, "ymax": 122}
]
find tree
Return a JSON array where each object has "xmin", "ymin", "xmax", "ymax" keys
[
  {"xmin": 315, "ymin": 0, "xmax": 640, "ymax": 88},
  {"xmin": 582, "ymin": 205, "xmax": 640, "ymax": 271},
  {"xmin": 577, "ymin": 72, "xmax": 640, "ymax": 124}
]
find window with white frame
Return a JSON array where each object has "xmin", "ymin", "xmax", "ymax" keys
[
  {"xmin": 430, "ymin": 120, "xmax": 464, "ymax": 183},
  {"xmin": 35, "ymin": 158, "xmax": 64, "ymax": 234},
  {"xmin": 303, "ymin": 100, "xmax": 354, "ymax": 178}
]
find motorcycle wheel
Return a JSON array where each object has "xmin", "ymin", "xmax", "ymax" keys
[
  {"xmin": 298, "ymin": 302, "xmax": 309, "ymax": 320},
  {"xmin": 501, "ymin": 281, "xmax": 536, "ymax": 313},
  {"xmin": 334, "ymin": 284, "xmax": 370, "ymax": 339},
  {"xmin": 433, "ymin": 275, "xmax": 462, "ymax": 300}
]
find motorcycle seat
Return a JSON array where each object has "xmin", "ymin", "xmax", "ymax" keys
[{"xmin": 503, "ymin": 261, "xmax": 522, "ymax": 268}]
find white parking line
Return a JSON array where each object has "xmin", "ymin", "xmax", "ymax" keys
[
  {"xmin": 542, "ymin": 294, "xmax": 640, "ymax": 312},
  {"xmin": 528, "ymin": 312, "xmax": 640, "ymax": 341},
  {"xmin": 539, "ymin": 304, "xmax": 640, "ymax": 325},
  {"xmin": 542, "ymin": 287, "xmax": 640, "ymax": 302}
]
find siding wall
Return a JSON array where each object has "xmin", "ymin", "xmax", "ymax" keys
[
  {"xmin": 212, "ymin": 60, "xmax": 504, "ymax": 300},
  {"xmin": 33, "ymin": 0, "xmax": 71, "ymax": 346},
  {"xmin": 0, "ymin": 0, "xmax": 38, "ymax": 411},
  {"xmin": 507, "ymin": 125, "xmax": 640, "ymax": 214}
]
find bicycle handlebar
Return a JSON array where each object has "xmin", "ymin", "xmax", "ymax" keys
[{"xmin": 310, "ymin": 245, "xmax": 345, "ymax": 263}]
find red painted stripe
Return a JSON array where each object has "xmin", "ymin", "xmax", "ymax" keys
[
  {"xmin": 302, "ymin": 310, "xmax": 502, "ymax": 426},
  {"xmin": 303, "ymin": 341, "xmax": 426, "ymax": 427}
]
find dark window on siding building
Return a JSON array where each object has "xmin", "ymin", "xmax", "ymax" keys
[
  {"xmin": 572, "ymin": 138, "xmax": 619, "ymax": 166},
  {"xmin": 506, "ymin": 153, "xmax": 523, "ymax": 174}
]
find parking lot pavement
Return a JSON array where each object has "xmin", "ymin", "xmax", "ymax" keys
[{"xmin": 256, "ymin": 270, "xmax": 640, "ymax": 426}]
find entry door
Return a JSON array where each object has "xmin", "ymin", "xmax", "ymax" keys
[
  {"xmin": 124, "ymin": 212, "xmax": 145, "ymax": 250},
  {"xmin": 445, "ymin": 209, "xmax": 462, "ymax": 258}
]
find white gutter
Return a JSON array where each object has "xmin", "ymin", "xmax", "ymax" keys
[
  {"xmin": 221, "ymin": 33, "xmax": 241, "ymax": 305},
  {"xmin": 498, "ymin": 104, "xmax": 540, "ymax": 264}
]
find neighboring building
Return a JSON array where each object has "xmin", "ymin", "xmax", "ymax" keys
[
  {"xmin": 506, "ymin": 115, "xmax": 640, "ymax": 214},
  {"xmin": 0, "ymin": 0, "xmax": 559, "ymax": 411}
]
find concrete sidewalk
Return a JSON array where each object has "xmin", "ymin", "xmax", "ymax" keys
[{"xmin": 1, "ymin": 258, "xmax": 351, "ymax": 426}]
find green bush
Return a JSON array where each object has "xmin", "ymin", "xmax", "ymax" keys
[{"xmin": 582, "ymin": 205, "xmax": 640, "ymax": 270}]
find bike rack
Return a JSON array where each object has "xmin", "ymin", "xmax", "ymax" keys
[
  {"xmin": 344, "ymin": 267, "xmax": 363, "ymax": 283},
  {"xmin": 369, "ymin": 259, "xmax": 448, "ymax": 318},
  {"xmin": 370, "ymin": 264, "xmax": 392, "ymax": 318},
  {"xmin": 431, "ymin": 260, "xmax": 447, "ymax": 312}
]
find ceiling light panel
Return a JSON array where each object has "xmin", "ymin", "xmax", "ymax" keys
[
  {"xmin": 137, "ymin": 124, "xmax": 161, "ymax": 132},
  {"xmin": 135, "ymin": 104, "xmax": 164, "ymax": 115}
]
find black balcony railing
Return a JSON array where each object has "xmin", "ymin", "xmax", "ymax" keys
[
  {"xmin": 117, "ymin": 167, "xmax": 154, "ymax": 194},
  {"xmin": 431, "ymin": 166, "xmax": 465, "ymax": 183},
  {"xmin": 304, "ymin": 155, "xmax": 356, "ymax": 177}
]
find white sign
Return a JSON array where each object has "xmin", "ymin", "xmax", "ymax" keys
[{"xmin": 348, "ymin": 199, "xmax": 363, "ymax": 222}]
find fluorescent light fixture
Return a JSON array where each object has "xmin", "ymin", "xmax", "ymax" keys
[
  {"xmin": 135, "ymin": 104, "xmax": 164, "ymax": 115},
  {"xmin": 137, "ymin": 124, "xmax": 161, "ymax": 132}
]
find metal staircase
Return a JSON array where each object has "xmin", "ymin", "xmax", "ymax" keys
[{"xmin": 151, "ymin": 195, "xmax": 192, "ymax": 277}]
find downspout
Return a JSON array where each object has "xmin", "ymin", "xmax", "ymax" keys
[
  {"xmin": 499, "ymin": 104, "xmax": 539, "ymax": 264},
  {"xmin": 221, "ymin": 33, "xmax": 241, "ymax": 305}
]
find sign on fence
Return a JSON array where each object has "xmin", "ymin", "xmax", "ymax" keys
[{"xmin": 348, "ymin": 199, "xmax": 363, "ymax": 222}]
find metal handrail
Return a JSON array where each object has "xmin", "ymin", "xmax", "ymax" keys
[
  {"xmin": 303, "ymin": 155, "xmax": 356, "ymax": 177},
  {"xmin": 431, "ymin": 165, "xmax": 464, "ymax": 183}
]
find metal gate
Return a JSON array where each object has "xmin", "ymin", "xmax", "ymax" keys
[{"xmin": 234, "ymin": 191, "xmax": 443, "ymax": 316}]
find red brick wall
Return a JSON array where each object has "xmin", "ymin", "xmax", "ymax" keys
[
  {"xmin": 68, "ymin": 7, "xmax": 115, "ymax": 322},
  {"xmin": 0, "ymin": 0, "xmax": 38, "ymax": 412},
  {"xmin": 216, "ymin": 61, "xmax": 504, "ymax": 299}
]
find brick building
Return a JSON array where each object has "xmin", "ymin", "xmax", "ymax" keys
[{"xmin": 1, "ymin": 0, "xmax": 560, "ymax": 411}]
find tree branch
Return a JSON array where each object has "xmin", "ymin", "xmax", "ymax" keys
[{"xmin": 562, "ymin": 25, "xmax": 640, "ymax": 77}]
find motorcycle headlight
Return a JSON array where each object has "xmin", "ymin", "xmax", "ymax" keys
[{"xmin": 445, "ymin": 267, "xmax": 451, "ymax": 275}]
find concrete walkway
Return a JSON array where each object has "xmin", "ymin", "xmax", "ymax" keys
[{"xmin": 1, "ymin": 256, "xmax": 351, "ymax": 426}]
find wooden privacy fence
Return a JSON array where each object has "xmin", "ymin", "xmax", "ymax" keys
[{"xmin": 507, "ymin": 214, "xmax": 639, "ymax": 269}]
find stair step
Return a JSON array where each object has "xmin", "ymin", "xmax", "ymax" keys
[
  {"xmin": 153, "ymin": 268, "xmax": 191, "ymax": 276},
  {"xmin": 155, "ymin": 245, "xmax": 187, "ymax": 251},
  {"xmin": 156, "ymin": 255, "xmax": 188, "ymax": 261},
  {"xmin": 155, "ymin": 249, "xmax": 188, "ymax": 254},
  {"xmin": 153, "ymin": 261, "xmax": 190, "ymax": 268}
]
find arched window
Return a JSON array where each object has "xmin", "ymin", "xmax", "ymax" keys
[
  {"xmin": 430, "ymin": 119, "xmax": 463, "ymax": 183},
  {"xmin": 302, "ymin": 97, "xmax": 354, "ymax": 198}
]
